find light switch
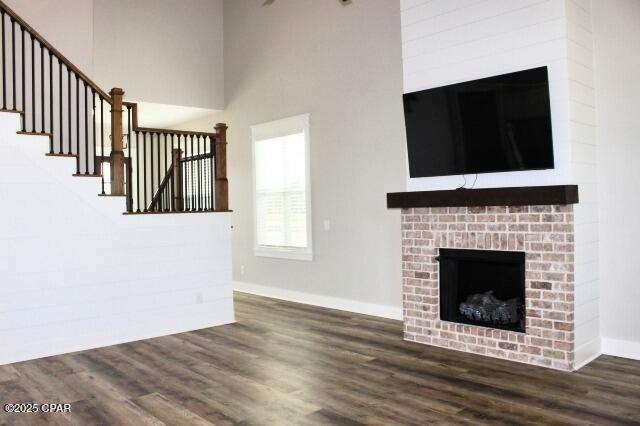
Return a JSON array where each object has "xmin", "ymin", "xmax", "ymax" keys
[{"xmin": 323, "ymin": 220, "xmax": 331, "ymax": 231}]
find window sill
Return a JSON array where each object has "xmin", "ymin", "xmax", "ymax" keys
[{"xmin": 254, "ymin": 247, "xmax": 313, "ymax": 261}]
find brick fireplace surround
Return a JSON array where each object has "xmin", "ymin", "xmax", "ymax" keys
[{"xmin": 401, "ymin": 204, "xmax": 576, "ymax": 371}]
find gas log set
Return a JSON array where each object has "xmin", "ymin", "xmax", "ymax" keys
[{"xmin": 459, "ymin": 291, "xmax": 522, "ymax": 326}]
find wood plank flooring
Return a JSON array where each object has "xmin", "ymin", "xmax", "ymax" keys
[{"xmin": 1, "ymin": 292, "xmax": 639, "ymax": 425}]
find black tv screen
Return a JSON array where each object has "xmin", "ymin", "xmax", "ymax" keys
[{"xmin": 403, "ymin": 67, "xmax": 554, "ymax": 178}]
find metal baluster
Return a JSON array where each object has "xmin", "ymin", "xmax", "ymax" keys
[
  {"xmin": 169, "ymin": 136, "xmax": 174, "ymax": 212},
  {"xmin": 203, "ymin": 136, "xmax": 207, "ymax": 210},
  {"xmin": 197, "ymin": 135, "xmax": 202, "ymax": 211},
  {"xmin": 163, "ymin": 133, "xmax": 168, "ymax": 211},
  {"xmin": 184, "ymin": 159, "xmax": 188, "ymax": 212},
  {"xmin": 40, "ymin": 41, "xmax": 43, "ymax": 132},
  {"xmin": 159, "ymin": 134, "xmax": 163, "ymax": 211},
  {"xmin": 184, "ymin": 156, "xmax": 188, "ymax": 212},
  {"xmin": 11, "ymin": 18, "xmax": 15, "ymax": 110},
  {"xmin": 171, "ymin": 135, "xmax": 184, "ymax": 209},
  {"xmin": 164, "ymin": 133, "xmax": 172, "ymax": 211},
  {"xmin": 58, "ymin": 60, "xmax": 62, "ymax": 153},
  {"xmin": 156, "ymin": 134, "xmax": 161, "ymax": 211},
  {"xmin": 136, "ymin": 131, "xmax": 140, "ymax": 212},
  {"xmin": 157, "ymin": 134, "xmax": 161, "ymax": 211},
  {"xmin": 30, "ymin": 34, "xmax": 34, "ymax": 131},
  {"xmin": 209, "ymin": 136, "xmax": 215, "ymax": 211},
  {"xmin": 189, "ymin": 135, "xmax": 194, "ymax": 211},
  {"xmin": 159, "ymin": 133, "xmax": 164, "ymax": 211},
  {"xmin": 48, "ymin": 50, "xmax": 52, "ymax": 153},
  {"xmin": 127, "ymin": 105, "xmax": 132, "ymax": 160},
  {"xmin": 20, "ymin": 25, "xmax": 24, "ymax": 130},
  {"xmin": 161, "ymin": 133, "xmax": 165, "ymax": 211},
  {"xmin": 184, "ymin": 136, "xmax": 188, "ymax": 211},
  {"xmin": 126, "ymin": 105, "xmax": 132, "ymax": 210},
  {"xmin": 143, "ymin": 132, "xmax": 148, "ymax": 212},
  {"xmin": 1, "ymin": 11, "xmax": 6, "ymax": 110},
  {"xmin": 168, "ymin": 170, "xmax": 172, "ymax": 213},
  {"xmin": 75, "ymin": 75, "xmax": 79, "ymax": 173},
  {"xmin": 84, "ymin": 83, "xmax": 89, "ymax": 174},
  {"xmin": 100, "ymin": 97, "xmax": 105, "ymax": 194},
  {"xmin": 201, "ymin": 136, "xmax": 206, "ymax": 210},
  {"xmin": 150, "ymin": 133, "xmax": 155, "ymax": 211},
  {"xmin": 67, "ymin": 68, "xmax": 70, "ymax": 154},
  {"xmin": 208, "ymin": 137, "xmax": 212, "ymax": 210},
  {"xmin": 171, "ymin": 138, "xmax": 175, "ymax": 211},
  {"xmin": 168, "ymin": 135, "xmax": 173, "ymax": 211},
  {"xmin": 92, "ymin": 90, "xmax": 97, "ymax": 174}
]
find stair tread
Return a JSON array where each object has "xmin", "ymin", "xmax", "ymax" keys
[
  {"xmin": 17, "ymin": 131, "xmax": 52, "ymax": 137},
  {"xmin": 0, "ymin": 108, "xmax": 24, "ymax": 115},
  {"xmin": 72, "ymin": 173, "xmax": 102, "ymax": 178},
  {"xmin": 46, "ymin": 153, "xmax": 78, "ymax": 158}
]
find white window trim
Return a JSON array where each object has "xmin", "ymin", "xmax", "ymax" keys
[{"xmin": 251, "ymin": 113, "xmax": 313, "ymax": 261}]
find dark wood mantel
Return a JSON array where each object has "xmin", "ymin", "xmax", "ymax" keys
[{"xmin": 387, "ymin": 185, "xmax": 578, "ymax": 208}]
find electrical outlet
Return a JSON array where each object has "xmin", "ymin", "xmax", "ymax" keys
[
  {"xmin": 323, "ymin": 220, "xmax": 331, "ymax": 231},
  {"xmin": 240, "ymin": 265, "xmax": 246, "ymax": 275},
  {"xmin": 196, "ymin": 292, "xmax": 204, "ymax": 304}
]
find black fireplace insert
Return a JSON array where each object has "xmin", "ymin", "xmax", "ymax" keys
[{"xmin": 437, "ymin": 248, "xmax": 526, "ymax": 332}]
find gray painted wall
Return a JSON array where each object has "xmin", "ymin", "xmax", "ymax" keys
[
  {"xmin": 183, "ymin": 0, "xmax": 406, "ymax": 313},
  {"xmin": 93, "ymin": 0, "xmax": 224, "ymax": 109},
  {"xmin": 593, "ymin": 0, "xmax": 640, "ymax": 351}
]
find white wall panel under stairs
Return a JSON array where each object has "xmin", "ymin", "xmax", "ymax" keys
[{"xmin": 0, "ymin": 111, "xmax": 234, "ymax": 365}]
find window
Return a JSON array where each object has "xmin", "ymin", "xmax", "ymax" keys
[{"xmin": 252, "ymin": 114, "xmax": 312, "ymax": 261}]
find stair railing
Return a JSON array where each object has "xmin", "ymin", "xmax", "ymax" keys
[
  {"xmin": 0, "ymin": 0, "xmax": 229, "ymax": 213},
  {"xmin": 122, "ymin": 101, "xmax": 228, "ymax": 213}
]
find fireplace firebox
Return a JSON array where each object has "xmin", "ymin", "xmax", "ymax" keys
[{"xmin": 437, "ymin": 248, "xmax": 526, "ymax": 333}]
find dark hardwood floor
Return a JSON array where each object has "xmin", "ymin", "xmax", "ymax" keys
[{"xmin": 1, "ymin": 292, "xmax": 639, "ymax": 425}]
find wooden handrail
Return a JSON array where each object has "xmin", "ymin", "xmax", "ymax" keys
[
  {"xmin": 0, "ymin": 0, "xmax": 112, "ymax": 102},
  {"xmin": 180, "ymin": 152, "xmax": 214, "ymax": 162}
]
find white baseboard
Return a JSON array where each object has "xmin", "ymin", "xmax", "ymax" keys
[
  {"xmin": 234, "ymin": 281, "xmax": 403, "ymax": 320},
  {"xmin": 602, "ymin": 338, "xmax": 640, "ymax": 361},
  {"xmin": 573, "ymin": 339, "xmax": 602, "ymax": 370}
]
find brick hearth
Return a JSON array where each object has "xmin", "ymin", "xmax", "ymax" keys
[{"xmin": 402, "ymin": 205, "xmax": 575, "ymax": 371}]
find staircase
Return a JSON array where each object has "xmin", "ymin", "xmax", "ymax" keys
[
  {"xmin": 0, "ymin": 0, "xmax": 228, "ymax": 214},
  {"xmin": 0, "ymin": 1, "xmax": 234, "ymax": 366}
]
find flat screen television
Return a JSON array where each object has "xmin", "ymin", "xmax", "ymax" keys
[{"xmin": 403, "ymin": 67, "xmax": 554, "ymax": 178}]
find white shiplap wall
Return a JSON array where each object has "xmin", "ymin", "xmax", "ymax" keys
[
  {"xmin": 400, "ymin": 0, "xmax": 601, "ymax": 368},
  {"xmin": 0, "ymin": 112, "xmax": 234, "ymax": 365},
  {"xmin": 565, "ymin": 0, "xmax": 600, "ymax": 368},
  {"xmin": 401, "ymin": 0, "xmax": 571, "ymax": 191}
]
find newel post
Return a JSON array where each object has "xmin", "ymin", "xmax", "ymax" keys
[
  {"xmin": 109, "ymin": 88, "xmax": 125, "ymax": 195},
  {"xmin": 172, "ymin": 148, "xmax": 184, "ymax": 212},
  {"xmin": 214, "ymin": 123, "xmax": 229, "ymax": 211}
]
